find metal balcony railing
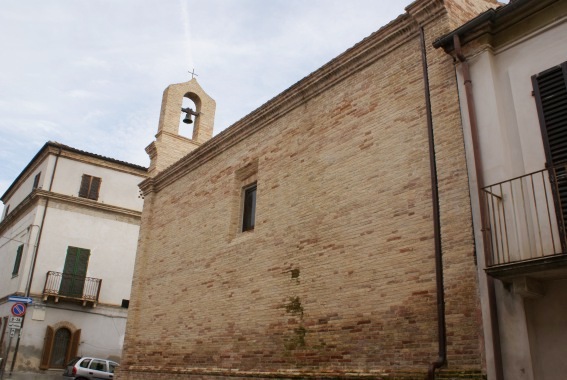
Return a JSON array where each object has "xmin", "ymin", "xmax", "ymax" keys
[
  {"xmin": 482, "ymin": 167, "xmax": 567, "ymax": 267},
  {"xmin": 43, "ymin": 271, "xmax": 102, "ymax": 306}
]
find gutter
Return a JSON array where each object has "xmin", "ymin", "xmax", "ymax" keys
[{"xmin": 419, "ymin": 27, "xmax": 446, "ymax": 380}]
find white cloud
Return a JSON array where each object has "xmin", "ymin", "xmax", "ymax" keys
[
  {"xmin": 68, "ymin": 89, "xmax": 98, "ymax": 99},
  {"xmin": 74, "ymin": 57, "xmax": 111, "ymax": 69},
  {"xmin": 0, "ymin": 0, "xmax": 437, "ymax": 210}
]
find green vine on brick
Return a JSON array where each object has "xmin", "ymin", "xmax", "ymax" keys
[{"xmin": 285, "ymin": 296, "xmax": 304, "ymax": 317}]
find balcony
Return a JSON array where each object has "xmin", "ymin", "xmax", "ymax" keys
[
  {"xmin": 482, "ymin": 167, "xmax": 567, "ymax": 292},
  {"xmin": 42, "ymin": 271, "xmax": 102, "ymax": 307}
]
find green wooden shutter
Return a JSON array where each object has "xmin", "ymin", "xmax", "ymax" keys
[
  {"xmin": 78, "ymin": 175, "xmax": 90, "ymax": 198},
  {"xmin": 88, "ymin": 176, "xmax": 101, "ymax": 200},
  {"xmin": 75, "ymin": 249, "xmax": 90, "ymax": 277},
  {"xmin": 60, "ymin": 247, "xmax": 90, "ymax": 297},
  {"xmin": 12, "ymin": 244, "xmax": 23, "ymax": 276}
]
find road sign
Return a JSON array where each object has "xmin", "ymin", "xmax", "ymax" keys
[
  {"xmin": 8, "ymin": 322, "xmax": 21, "ymax": 329},
  {"xmin": 11, "ymin": 303, "xmax": 26, "ymax": 317},
  {"xmin": 8, "ymin": 296, "xmax": 32, "ymax": 304},
  {"xmin": 8, "ymin": 316, "xmax": 22, "ymax": 329},
  {"xmin": 10, "ymin": 328, "xmax": 16, "ymax": 338}
]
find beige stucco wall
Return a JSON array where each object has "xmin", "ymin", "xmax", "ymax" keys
[
  {"xmin": 456, "ymin": 14, "xmax": 567, "ymax": 380},
  {"xmin": 2, "ymin": 156, "xmax": 53, "ymax": 220},
  {"xmin": 50, "ymin": 157, "xmax": 144, "ymax": 211}
]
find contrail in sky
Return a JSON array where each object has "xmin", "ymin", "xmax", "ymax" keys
[{"xmin": 180, "ymin": 0, "xmax": 194, "ymax": 71}]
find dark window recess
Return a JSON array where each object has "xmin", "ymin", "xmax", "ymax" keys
[
  {"xmin": 33, "ymin": 172, "xmax": 41, "ymax": 189},
  {"xmin": 121, "ymin": 299, "xmax": 130, "ymax": 308},
  {"xmin": 78, "ymin": 175, "xmax": 101, "ymax": 201},
  {"xmin": 242, "ymin": 183, "xmax": 257, "ymax": 232},
  {"xmin": 533, "ymin": 61, "xmax": 567, "ymax": 237},
  {"xmin": 12, "ymin": 244, "xmax": 23, "ymax": 276},
  {"xmin": 3, "ymin": 205, "xmax": 9, "ymax": 219}
]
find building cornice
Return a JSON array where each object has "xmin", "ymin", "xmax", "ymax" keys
[
  {"xmin": 0, "ymin": 192, "xmax": 39, "ymax": 235},
  {"xmin": 41, "ymin": 190, "xmax": 142, "ymax": 218},
  {"xmin": 406, "ymin": 0, "xmax": 446, "ymax": 26},
  {"xmin": 140, "ymin": 0, "xmax": 449, "ymax": 195},
  {"xmin": 0, "ymin": 190, "xmax": 141, "ymax": 236}
]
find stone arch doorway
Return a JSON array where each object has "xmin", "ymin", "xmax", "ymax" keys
[{"xmin": 40, "ymin": 322, "xmax": 81, "ymax": 369}]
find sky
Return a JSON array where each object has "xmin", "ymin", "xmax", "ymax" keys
[{"xmin": 1, "ymin": 0, "xmax": 447, "ymax": 211}]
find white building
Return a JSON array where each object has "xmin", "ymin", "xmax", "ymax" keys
[
  {"xmin": 0, "ymin": 142, "xmax": 146, "ymax": 376},
  {"xmin": 435, "ymin": 0, "xmax": 567, "ymax": 379}
]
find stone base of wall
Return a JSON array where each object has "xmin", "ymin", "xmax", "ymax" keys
[
  {"xmin": 436, "ymin": 371, "xmax": 486, "ymax": 380},
  {"xmin": 116, "ymin": 368, "xmax": 486, "ymax": 380}
]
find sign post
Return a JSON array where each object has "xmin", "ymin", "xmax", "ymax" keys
[{"xmin": 1, "ymin": 302, "xmax": 28, "ymax": 380}]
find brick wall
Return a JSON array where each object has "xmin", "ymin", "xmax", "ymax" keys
[{"xmin": 118, "ymin": 0, "xmax": 499, "ymax": 378}]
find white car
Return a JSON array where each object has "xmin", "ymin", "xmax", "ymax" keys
[{"xmin": 62, "ymin": 357, "xmax": 118, "ymax": 379}]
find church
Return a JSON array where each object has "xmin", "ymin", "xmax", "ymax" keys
[{"xmin": 118, "ymin": 0, "xmax": 502, "ymax": 379}]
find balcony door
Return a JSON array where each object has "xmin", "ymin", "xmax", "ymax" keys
[
  {"xmin": 59, "ymin": 247, "xmax": 90, "ymax": 298},
  {"xmin": 533, "ymin": 61, "xmax": 567, "ymax": 248}
]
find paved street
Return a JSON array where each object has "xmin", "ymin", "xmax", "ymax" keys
[{"xmin": 1, "ymin": 371, "xmax": 62, "ymax": 380}]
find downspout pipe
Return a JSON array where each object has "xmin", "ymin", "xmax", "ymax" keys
[
  {"xmin": 419, "ymin": 27, "xmax": 446, "ymax": 380},
  {"xmin": 453, "ymin": 34, "xmax": 504, "ymax": 380},
  {"xmin": 10, "ymin": 146, "xmax": 62, "ymax": 375},
  {"xmin": 24, "ymin": 145, "xmax": 61, "ymax": 296}
]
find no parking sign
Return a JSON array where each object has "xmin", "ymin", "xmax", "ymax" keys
[{"xmin": 11, "ymin": 302, "xmax": 26, "ymax": 317}]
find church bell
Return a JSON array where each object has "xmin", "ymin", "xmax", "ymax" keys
[
  {"xmin": 182, "ymin": 113, "xmax": 193, "ymax": 124},
  {"xmin": 181, "ymin": 107, "xmax": 198, "ymax": 124}
]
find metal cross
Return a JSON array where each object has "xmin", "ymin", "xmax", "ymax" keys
[{"xmin": 189, "ymin": 68, "xmax": 198, "ymax": 79}]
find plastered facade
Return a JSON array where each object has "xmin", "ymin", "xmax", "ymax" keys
[
  {"xmin": 0, "ymin": 142, "xmax": 147, "ymax": 373},
  {"xmin": 438, "ymin": 1, "xmax": 567, "ymax": 379}
]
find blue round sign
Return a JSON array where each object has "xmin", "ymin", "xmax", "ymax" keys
[{"xmin": 11, "ymin": 303, "xmax": 26, "ymax": 317}]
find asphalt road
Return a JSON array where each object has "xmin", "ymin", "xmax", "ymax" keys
[{"xmin": 1, "ymin": 371, "xmax": 63, "ymax": 380}]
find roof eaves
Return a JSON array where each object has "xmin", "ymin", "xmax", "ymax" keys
[{"xmin": 432, "ymin": 0, "xmax": 533, "ymax": 51}]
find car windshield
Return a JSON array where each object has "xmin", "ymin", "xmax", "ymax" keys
[{"xmin": 65, "ymin": 357, "xmax": 81, "ymax": 367}]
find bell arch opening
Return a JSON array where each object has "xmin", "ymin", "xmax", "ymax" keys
[{"xmin": 179, "ymin": 92, "xmax": 202, "ymax": 140}]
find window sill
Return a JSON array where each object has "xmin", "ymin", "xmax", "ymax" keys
[{"xmin": 229, "ymin": 228, "xmax": 256, "ymax": 244}]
